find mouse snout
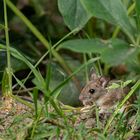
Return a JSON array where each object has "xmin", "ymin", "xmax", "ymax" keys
[
  {"xmin": 79, "ymin": 94, "xmax": 84, "ymax": 101},
  {"xmin": 79, "ymin": 94, "xmax": 90, "ymax": 101},
  {"xmin": 79, "ymin": 94, "xmax": 93, "ymax": 106}
]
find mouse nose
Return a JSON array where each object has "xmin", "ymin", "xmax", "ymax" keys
[
  {"xmin": 79, "ymin": 95, "xmax": 84, "ymax": 101},
  {"xmin": 79, "ymin": 94, "xmax": 89, "ymax": 101}
]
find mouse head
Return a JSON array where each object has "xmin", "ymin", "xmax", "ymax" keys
[{"xmin": 79, "ymin": 72, "xmax": 109, "ymax": 106}]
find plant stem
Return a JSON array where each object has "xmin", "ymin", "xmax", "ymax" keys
[
  {"xmin": 83, "ymin": 54, "xmax": 89, "ymax": 83},
  {"xmin": 4, "ymin": 0, "xmax": 12, "ymax": 95}
]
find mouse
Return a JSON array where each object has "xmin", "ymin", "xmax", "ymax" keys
[{"xmin": 79, "ymin": 72, "xmax": 130, "ymax": 112}]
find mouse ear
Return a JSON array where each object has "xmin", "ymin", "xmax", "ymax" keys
[
  {"xmin": 99, "ymin": 77, "xmax": 110, "ymax": 87},
  {"xmin": 89, "ymin": 68, "xmax": 100, "ymax": 80},
  {"xmin": 90, "ymin": 71, "xmax": 99, "ymax": 80}
]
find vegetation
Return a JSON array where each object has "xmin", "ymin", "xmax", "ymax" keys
[{"xmin": 0, "ymin": 0, "xmax": 140, "ymax": 139}]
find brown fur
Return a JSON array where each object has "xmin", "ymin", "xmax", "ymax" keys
[{"xmin": 79, "ymin": 74, "xmax": 130, "ymax": 112}]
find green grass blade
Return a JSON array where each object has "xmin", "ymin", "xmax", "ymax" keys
[{"xmin": 33, "ymin": 88, "xmax": 39, "ymax": 118}]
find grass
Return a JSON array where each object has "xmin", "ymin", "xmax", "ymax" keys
[
  {"xmin": 0, "ymin": 96, "xmax": 140, "ymax": 139},
  {"xmin": 0, "ymin": 0, "xmax": 140, "ymax": 140},
  {"xmin": 0, "ymin": 46, "xmax": 139, "ymax": 139}
]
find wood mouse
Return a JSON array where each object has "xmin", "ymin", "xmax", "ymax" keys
[{"xmin": 79, "ymin": 72, "xmax": 130, "ymax": 113}]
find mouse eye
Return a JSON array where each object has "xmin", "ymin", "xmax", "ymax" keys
[{"xmin": 89, "ymin": 89, "xmax": 95, "ymax": 94}]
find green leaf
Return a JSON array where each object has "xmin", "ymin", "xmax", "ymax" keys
[
  {"xmin": 106, "ymin": 83, "xmax": 120, "ymax": 90},
  {"xmin": 122, "ymin": 80, "xmax": 132, "ymax": 88},
  {"xmin": 80, "ymin": 0, "xmax": 136, "ymax": 38},
  {"xmin": 101, "ymin": 39, "xmax": 138, "ymax": 66},
  {"xmin": 135, "ymin": 0, "xmax": 140, "ymax": 30},
  {"xmin": 59, "ymin": 38, "xmax": 139, "ymax": 66},
  {"xmin": 58, "ymin": 0, "xmax": 91, "ymax": 30},
  {"xmin": 32, "ymin": 70, "xmax": 46, "ymax": 92},
  {"xmin": 136, "ymin": 0, "xmax": 140, "ymax": 17},
  {"xmin": 59, "ymin": 38, "xmax": 106, "ymax": 53}
]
